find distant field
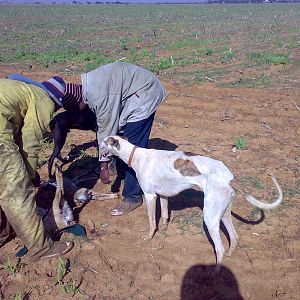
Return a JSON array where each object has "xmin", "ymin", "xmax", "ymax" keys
[{"xmin": 0, "ymin": 4, "xmax": 299, "ymax": 87}]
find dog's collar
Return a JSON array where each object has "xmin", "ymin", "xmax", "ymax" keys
[{"xmin": 128, "ymin": 145, "xmax": 138, "ymax": 168}]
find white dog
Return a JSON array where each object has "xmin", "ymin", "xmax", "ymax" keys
[{"xmin": 102, "ymin": 136, "xmax": 283, "ymax": 271}]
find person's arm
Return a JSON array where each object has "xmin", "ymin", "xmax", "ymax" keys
[
  {"xmin": 21, "ymin": 98, "xmax": 53, "ymax": 179},
  {"xmin": 94, "ymin": 95, "xmax": 121, "ymax": 183}
]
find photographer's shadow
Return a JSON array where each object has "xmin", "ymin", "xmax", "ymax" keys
[{"xmin": 181, "ymin": 264, "xmax": 244, "ymax": 300}]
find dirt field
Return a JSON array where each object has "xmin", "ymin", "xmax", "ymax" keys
[{"xmin": 0, "ymin": 63, "xmax": 299, "ymax": 300}]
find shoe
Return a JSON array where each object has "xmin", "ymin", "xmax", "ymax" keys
[
  {"xmin": 111, "ymin": 197, "xmax": 142, "ymax": 216},
  {"xmin": 40, "ymin": 240, "xmax": 74, "ymax": 260}
]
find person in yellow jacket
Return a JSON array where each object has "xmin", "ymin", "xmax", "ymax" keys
[{"xmin": 0, "ymin": 75, "xmax": 74, "ymax": 260}]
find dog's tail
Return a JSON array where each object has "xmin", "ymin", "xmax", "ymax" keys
[{"xmin": 232, "ymin": 176, "xmax": 283, "ymax": 210}]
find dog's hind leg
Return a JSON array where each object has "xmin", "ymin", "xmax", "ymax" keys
[
  {"xmin": 160, "ymin": 196, "xmax": 169, "ymax": 231},
  {"xmin": 221, "ymin": 190, "xmax": 238, "ymax": 256},
  {"xmin": 143, "ymin": 193, "xmax": 157, "ymax": 240},
  {"xmin": 203, "ymin": 190, "xmax": 227, "ymax": 272}
]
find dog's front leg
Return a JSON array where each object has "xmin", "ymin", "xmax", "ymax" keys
[
  {"xmin": 143, "ymin": 193, "xmax": 157, "ymax": 240},
  {"xmin": 160, "ymin": 196, "xmax": 169, "ymax": 231}
]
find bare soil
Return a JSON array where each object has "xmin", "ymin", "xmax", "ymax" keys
[{"xmin": 0, "ymin": 67, "xmax": 299, "ymax": 300}]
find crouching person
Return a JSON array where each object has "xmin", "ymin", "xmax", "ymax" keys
[
  {"xmin": 0, "ymin": 76, "xmax": 73, "ymax": 261},
  {"xmin": 80, "ymin": 62, "xmax": 168, "ymax": 216}
]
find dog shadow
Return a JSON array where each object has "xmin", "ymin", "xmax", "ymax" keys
[
  {"xmin": 155, "ymin": 189, "xmax": 265, "ymax": 256},
  {"xmin": 181, "ymin": 264, "xmax": 244, "ymax": 300},
  {"xmin": 148, "ymin": 138, "xmax": 178, "ymax": 151}
]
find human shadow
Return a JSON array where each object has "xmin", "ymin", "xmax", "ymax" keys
[{"xmin": 181, "ymin": 264, "xmax": 244, "ymax": 300}]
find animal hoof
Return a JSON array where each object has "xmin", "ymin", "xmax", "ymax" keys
[
  {"xmin": 142, "ymin": 235, "xmax": 151, "ymax": 241},
  {"xmin": 160, "ymin": 224, "xmax": 168, "ymax": 233},
  {"xmin": 214, "ymin": 264, "xmax": 222, "ymax": 274},
  {"xmin": 142, "ymin": 231, "xmax": 155, "ymax": 240}
]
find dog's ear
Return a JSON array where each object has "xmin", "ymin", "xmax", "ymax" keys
[
  {"xmin": 107, "ymin": 137, "xmax": 120, "ymax": 150},
  {"xmin": 113, "ymin": 138, "xmax": 120, "ymax": 150}
]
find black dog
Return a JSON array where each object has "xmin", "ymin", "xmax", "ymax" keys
[{"xmin": 48, "ymin": 106, "xmax": 97, "ymax": 178}]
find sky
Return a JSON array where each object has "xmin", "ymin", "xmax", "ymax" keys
[{"xmin": 1, "ymin": 0, "xmax": 207, "ymax": 3}]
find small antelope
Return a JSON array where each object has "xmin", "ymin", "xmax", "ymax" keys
[{"xmin": 43, "ymin": 163, "xmax": 74, "ymax": 235}]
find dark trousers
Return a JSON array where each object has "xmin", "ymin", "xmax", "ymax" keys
[
  {"xmin": 117, "ymin": 113, "xmax": 155, "ymax": 202},
  {"xmin": 0, "ymin": 208, "xmax": 14, "ymax": 247}
]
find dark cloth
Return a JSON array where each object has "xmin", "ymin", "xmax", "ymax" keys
[
  {"xmin": 0, "ymin": 208, "xmax": 14, "ymax": 247},
  {"xmin": 117, "ymin": 113, "xmax": 155, "ymax": 201}
]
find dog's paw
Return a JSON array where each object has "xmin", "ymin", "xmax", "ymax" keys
[
  {"xmin": 142, "ymin": 234, "xmax": 151, "ymax": 241},
  {"xmin": 142, "ymin": 230, "xmax": 155, "ymax": 241},
  {"xmin": 160, "ymin": 223, "xmax": 168, "ymax": 234}
]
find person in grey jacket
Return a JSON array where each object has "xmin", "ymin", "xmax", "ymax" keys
[{"xmin": 76, "ymin": 62, "xmax": 168, "ymax": 215}]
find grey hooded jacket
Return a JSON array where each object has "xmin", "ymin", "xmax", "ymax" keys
[{"xmin": 81, "ymin": 62, "xmax": 168, "ymax": 161}]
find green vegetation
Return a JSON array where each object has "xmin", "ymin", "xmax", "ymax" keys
[
  {"xmin": 55, "ymin": 256, "xmax": 68, "ymax": 285},
  {"xmin": 0, "ymin": 257, "xmax": 23, "ymax": 276},
  {"xmin": 0, "ymin": 4, "xmax": 298, "ymax": 88},
  {"xmin": 54, "ymin": 257, "xmax": 84, "ymax": 296},
  {"xmin": 13, "ymin": 291, "xmax": 28, "ymax": 300},
  {"xmin": 231, "ymin": 74, "xmax": 270, "ymax": 87},
  {"xmin": 60, "ymin": 276, "xmax": 84, "ymax": 296},
  {"xmin": 247, "ymin": 52, "xmax": 290, "ymax": 65},
  {"xmin": 234, "ymin": 136, "xmax": 247, "ymax": 150},
  {"xmin": 240, "ymin": 176, "xmax": 264, "ymax": 190}
]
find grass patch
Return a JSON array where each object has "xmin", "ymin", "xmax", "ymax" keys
[
  {"xmin": 60, "ymin": 276, "xmax": 84, "ymax": 296},
  {"xmin": 234, "ymin": 137, "xmax": 247, "ymax": 150},
  {"xmin": 0, "ymin": 4, "xmax": 298, "ymax": 86},
  {"xmin": 13, "ymin": 291, "xmax": 29, "ymax": 300},
  {"xmin": 54, "ymin": 257, "xmax": 84, "ymax": 296},
  {"xmin": 230, "ymin": 74, "xmax": 270, "ymax": 88},
  {"xmin": 247, "ymin": 52, "xmax": 290, "ymax": 65},
  {"xmin": 173, "ymin": 210, "xmax": 204, "ymax": 236},
  {"xmin": 55, "ymin": 256, "xmax": 69, "ymax": 284},
  {"xmin": 38, "ymin": 137, "xmax": 54, "ymax": 167},
  {"xmin": 0, "ymin": 257, "xmax": 23, "ymax": 276},
  {"xmin": 240, "ymin": 176, "xmax": 264, "ymax": 190},
  {"xmin": 148, "ymin": 56, "xmax": 174, "ymax": 73},
  {"xmin": 282, "ymin": 181, "xmax": 300, "ymax": 198},
  {"xmin": 220, "ymin": 48, "xmax": 236, "ymax": 63},
  {"xmin": 196, "ymin": 47, "xmax": 215, "ymax": 57}
]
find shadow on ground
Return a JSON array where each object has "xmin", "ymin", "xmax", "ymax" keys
[{"xmin": 181, "ymin": 264, "xmax": 244, "ymax": 300}]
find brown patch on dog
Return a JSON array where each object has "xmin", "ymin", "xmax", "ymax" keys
[
  {"xmin": 174, "ymin": 158, "xmax": 201, "ymax": 177},
  {"xmin": 184, "ymin": 151, "xmax": 200, "ymax": 156},
  {"xmin": 106, "ymin": 137, "xmax": 120, "ymax": 150},
  {"xmin": 191, "ymin": 184, "xmax": 202, "ymax": 191}
]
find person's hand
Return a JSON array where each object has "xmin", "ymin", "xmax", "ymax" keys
[
  {"xmin": 99, "ymin": 162, "xmax": 110, "ymax": 184},
  {"xmin": 32, "ymin": 171, "xmax": 41, "ymax": 188}
]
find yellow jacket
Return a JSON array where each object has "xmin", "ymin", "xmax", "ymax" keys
[{"xmin": 0, "ymin": 79, "xmax": 55, "ymax": 178}]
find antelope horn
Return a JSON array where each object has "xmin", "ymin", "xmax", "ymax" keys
[
  {"xmin": 52, "ymin": 162, "xmax": 68, "ymax": 229},
  {"xmin": 54, "ymin": 162, "xmax": 65, "ymax": 208},
  {"xmin": 91, "ymin": 192, "xmax": 119, "ymax": 200}
]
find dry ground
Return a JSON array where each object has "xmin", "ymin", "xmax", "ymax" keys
[{"xmin": 0, "ymin": 67, "xmax": 300, "ymax": 300}]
